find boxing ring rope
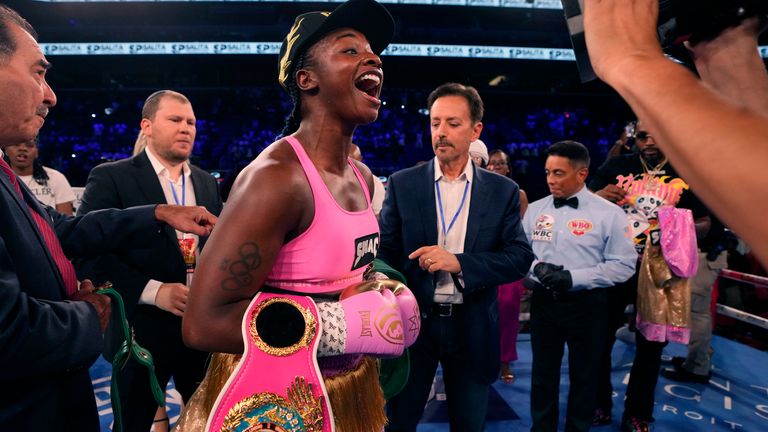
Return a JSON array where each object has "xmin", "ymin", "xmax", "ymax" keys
[
  {"xmin": 716, "ymin": 269, "xmax": 768, "ymax": 330},
  {"xmin": 718, "ymin": 269, "xmax": 768, "ymax": 289}
]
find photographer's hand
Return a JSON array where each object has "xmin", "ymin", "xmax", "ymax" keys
[
  {"xmin": 583, "ymin": 0, "xmax": 665, "ymax": 84},
  {"xmin": 688, "ymin": 17, "xmax": 768, "ymax": 116},
  {"xmin": 582, "ymin": 0, "xmax": 768, "ymax": 270}
]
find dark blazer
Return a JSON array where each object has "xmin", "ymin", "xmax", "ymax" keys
[
  {"xmin": 76, "ymin": 151, "xmax": 222, "ymax": 358},
  {"xmin": 0, "ymin": 168, "xmax": 164, "ymax": 430},
  {"xmin": 378, "ymin": 160, "xmax": 534, "ymax": 383}
]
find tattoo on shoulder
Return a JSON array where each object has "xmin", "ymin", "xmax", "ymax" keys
[{"xmin": 219, "ymin": 242, "xmax": 262, "ymax": 291}]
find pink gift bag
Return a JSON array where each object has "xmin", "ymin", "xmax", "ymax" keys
[{"xmin": 658, "ymin": 206, "xmax": 699, "ymax": 278}]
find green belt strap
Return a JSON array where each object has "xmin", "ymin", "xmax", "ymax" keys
[
  {"xmin": 96, "ymin": 283, "xmax": 165, "ymax": 432},
  {"xmin": 372, "ymin": 258, "xmax": 411, "ymax": 399}
]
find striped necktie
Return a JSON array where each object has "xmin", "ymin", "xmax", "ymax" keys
[{"xmin": 0, "ymin": 158, "xmax": 78, "ymax": 296}]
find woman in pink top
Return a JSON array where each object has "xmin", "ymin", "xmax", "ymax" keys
[
  {"xmin": 178, "ymin": 1, "xmax": 405, "ymax": 431},
  {"xmin": 488, "ymin": 149, "xmax": 529, "ymax": 384}
]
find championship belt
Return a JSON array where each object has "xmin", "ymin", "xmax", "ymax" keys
[{"xmin": 206, "ymin": 292, "xmax": 333, "ymax": 432}]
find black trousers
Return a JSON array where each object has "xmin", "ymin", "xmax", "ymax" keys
[
  {"xmin": 530, "ymin": 288, "xmax": 608, "ymax": 432},
  {"xmin": 623, "ymin": 331, "xmax": 667, "ymax": 422},
  {"xmin": 118, "ymin": 307, "xmax": 209, "ymax": 432},
  {"xmin": 595, "ymin": 274, "xmax": 637, "ymax": 412},
  {"xmin": 386, "ymin": 306, "xmax": 490, "ymax": 432}
]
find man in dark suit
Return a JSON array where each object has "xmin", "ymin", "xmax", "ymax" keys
[
  {"xmin": 0, "ymin": 7, "xmax": 217, "ymax": 430},
  {"xmin": 380, "ymin": 83, "xmax": 534, "ymax": 431},
  {"xmin": 77, "ymin": 90, "xmax": 223, "ymax": 432}
]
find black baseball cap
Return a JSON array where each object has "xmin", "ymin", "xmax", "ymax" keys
[{"xmin": 277, "ymin": 0, "xmax": 395, "ymax": 89}]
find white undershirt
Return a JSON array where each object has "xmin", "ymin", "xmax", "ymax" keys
[
  {"xmin": 139, "ymin": 147, "xmax": 198, "ymax": 305},
  {"xmin": 432, "ymin": 158, "xmax": 474, "ymax": 304}
]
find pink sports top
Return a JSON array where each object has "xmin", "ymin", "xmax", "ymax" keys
[{"xmin": 264, "ymin": 136, "xmax": 380, "ymax": 295}]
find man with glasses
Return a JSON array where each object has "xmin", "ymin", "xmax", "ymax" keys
[
  {"xmin": 486, "ymin": 149, "xmax": 510, "ymax": 174},
  {"xmin": 589, "ymin": 121, "xmax": 712, "ymax": 431}
]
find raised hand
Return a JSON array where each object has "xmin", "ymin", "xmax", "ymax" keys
[
  {"xmin": 583, "ymin": 0, "xmax": 663, "ymax": 83},
  {"xmin": 154, "ymin": 204, "xmax": 217, "ymax": 236},
  {"xmin": 409, "ymin": 245, "xmax": 461, "ymax": 273}
]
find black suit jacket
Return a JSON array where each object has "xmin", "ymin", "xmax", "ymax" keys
[
  {"xmin": 76, "ymin": 151, "xmax": 222, "ymax": 357},
  {"xmin": 0, "ymin": 168, "xmax": 165, "ymax": 430},
  {"xmin": 378, "ymin": 161, "xmax": 534, "ymax": 383}
]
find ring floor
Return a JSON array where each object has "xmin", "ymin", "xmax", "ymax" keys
[{"xmin": 90, "ymin": 334, "xmax": 768, "ymax": 431}]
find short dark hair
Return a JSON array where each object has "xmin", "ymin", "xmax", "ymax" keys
[
  {"xmin": 545, "ymin": 140, "xmax": 590, "ymax": 169},
  {"xmin": 0, "ymin": 5, "xmax": 37, "ymax": 65},
  {"xmin": 489, "ymin": 149, "xmax": 512, "ymax": 177},
  {"xmin": 141, "ymin": 90, "xmax": 191, "ymax": 120},
  {"xmin": 489, "ymin": 149, "xmax": 510, "ymax": 164},
  {"xmin": 427, "ymin": 82, "xmax": 484, "ymax": 124}
]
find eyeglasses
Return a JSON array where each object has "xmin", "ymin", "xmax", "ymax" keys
[
  {"xmin": 634, "ymin": 131, "xmax": 653, "ymax": 142},
  {"xmin": 488, "ymin": 161, "xmax": 508, "ymax": 166}
]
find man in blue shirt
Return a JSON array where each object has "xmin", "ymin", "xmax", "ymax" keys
[{"xmin": 523, "ymin": 141, "xmax": 636, "ymax": 432}]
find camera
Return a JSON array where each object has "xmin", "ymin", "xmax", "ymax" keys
[{"xmin": 561, "ymin": 0, "xmax": 768, "ymax": 82}]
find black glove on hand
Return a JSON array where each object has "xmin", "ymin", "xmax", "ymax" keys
[
  {"xmin": 540, "ymin": 270, "xmax": 573, "ymax": 293},
  {"xmin": 533, "ymin": 262, "xmax": 564, "ymax": 281}
]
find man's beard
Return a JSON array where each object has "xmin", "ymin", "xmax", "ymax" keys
[
  {"xmin": 641, "ymin": 151, "xmax": 664, "ymax": 166},
  {"xmin": 160, "ymin": 148, "xmax": 191, "ymax": 165}
]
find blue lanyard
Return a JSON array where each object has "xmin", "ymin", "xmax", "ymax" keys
[
  {"xmin": 435, "ymin": 179, "xmax": 470, "ymax": 245},
  {"xmin": 169, "ymin": 174, "xmax": 185, "ymax": 206}
]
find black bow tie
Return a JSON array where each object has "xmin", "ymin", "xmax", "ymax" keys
[{"xmin": 553, "ymin": 196, "xmax": 579, "ymax": 209}]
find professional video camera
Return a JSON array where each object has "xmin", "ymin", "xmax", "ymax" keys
[{"xmin": 561, "ymin": 0, "xmax": 768, "ymax": 82}]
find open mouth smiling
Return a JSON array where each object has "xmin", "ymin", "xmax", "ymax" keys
[{"xmin": 354, "ymin": 71, "xmax": 382, "ymax": 103}]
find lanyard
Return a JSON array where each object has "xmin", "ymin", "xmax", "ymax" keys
[
  {"xmin": 435, "ymin": 179, "xmax": 469, "ymax": 247},
  {"xmin": 169, "ymin": 174, "xmax": 186, "ymax": 206}
]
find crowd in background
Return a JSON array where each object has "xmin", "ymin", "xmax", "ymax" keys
[
  {"xmin": 31, "ymin": 86, "xmax": 768, "ymax": 356},
  {"xmin": 37, "ymin": 87, "xmax": 627, "ymax": 200}
]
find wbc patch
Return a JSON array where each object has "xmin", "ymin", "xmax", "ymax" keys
[
  {"xmin": 532, "ymin": 214, "xmax": 555, "ymax": 242},
  {"xmin": 568, "ymin": 219, "xmax": 593, "ymax": 237}
]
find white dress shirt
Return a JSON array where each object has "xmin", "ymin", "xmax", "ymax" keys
[
  {"xmin": 433, "ymin": 158, "xmax": 474, "ymax": 304},
  {"xmin": 139, "ymin": 147, "xmax": 198, "ymax": 305}
]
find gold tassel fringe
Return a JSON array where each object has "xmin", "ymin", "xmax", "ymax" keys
[
  {"xmin": 323, "ymin": 356, "xmax": 387, "ymax": 432},
  {"xmin": 174, "ymin": 352, "xmax": 242, "ymax": 431},
  {"xmin": 174, "ymin": 354, "xmax": 386, "ymax": 431}
]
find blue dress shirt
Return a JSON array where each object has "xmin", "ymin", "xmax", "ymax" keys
[{"xmin": 523, "ymin": 186, "xmax": 636, "ymax": 290}]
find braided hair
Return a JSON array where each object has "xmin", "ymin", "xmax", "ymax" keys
[
  {"xmin": 279, "ymin": 50, "xmax": 313, "ymax": 138},
  {"xmin": 2, "ymin": 138, "xmax": 49, "ymax": 186},
  {"xmin": 30, "ymin": 158, "xmax": 49, "ymax": 186}
]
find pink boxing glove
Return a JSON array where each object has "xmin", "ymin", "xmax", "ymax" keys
[
  {"xmin": 390, "ymin": 284, "xmax": 420, "ymax": 348},
  {"xmin": 339, "ymin": 287, "xmax": 404, "ymax": 357}
]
